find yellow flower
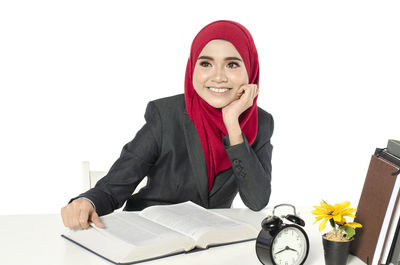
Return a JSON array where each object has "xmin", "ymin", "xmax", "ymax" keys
[
  {"xmin": 311, "ymin": 201, "xmax": 339, "ymax": 232},
  {"xmin": 345, "ymin": 222, "xmax": 363, "ymax": 229},
  {"xmin": 336, "ymin": 216, "xmax": 347, "ymax": 225},
  {"xmin": 311, "ymin": 201, "xmax": 358, "ymax": 232},
  {"xmin": 333, "ymin": 201, "xmax": 357, "ymax": 222}
]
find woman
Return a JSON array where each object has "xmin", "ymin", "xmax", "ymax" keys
[{"xmin": 61, "ymin": 20, "xmax": 274, "ymax": 230}]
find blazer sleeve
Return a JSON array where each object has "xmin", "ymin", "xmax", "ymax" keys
[
  {"xmin": 71, "ymin": 101, "xmax": 162, "ymax": 216},
  {"xmin": 222, "ymin": 111, "xmax": 274, "ymax": 211}
]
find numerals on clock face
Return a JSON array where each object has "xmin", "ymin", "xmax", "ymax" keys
[{"xmin": 271, "ymin": 226, "xmax": 307, "ymax": 265}]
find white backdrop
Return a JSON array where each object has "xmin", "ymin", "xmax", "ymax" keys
[{"xmin": 0, "ymin": 0, "xmax": 399, "ymax": 215}]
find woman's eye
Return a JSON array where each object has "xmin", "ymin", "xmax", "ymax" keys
[
  {"xmin": 227, "ymin": 62, "xmax": 240, "ymax": 69},
  {"xmin": 199, "ymin": 61, "xmax": 212, "ymax": 67}
]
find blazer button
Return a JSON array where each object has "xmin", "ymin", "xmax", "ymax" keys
[
  {"xmin": 233, "ymin": 159, "xmax": 240, "ymax": 165},
  {"xmin": 235, "ymin": 165, "xmax": 243, "ymax": 171}
]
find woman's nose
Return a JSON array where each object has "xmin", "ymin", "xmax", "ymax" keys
[{"xmin": 212, "ymin": 67, "xmax": 228, "ymax": 83}]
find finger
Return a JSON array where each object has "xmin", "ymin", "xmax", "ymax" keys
[
  {"xmin": 244, "ymin": 84, "xmax": 255, "ymax": 93},
  {"xmin": 245, "ymin": 85, "xmax": 255, "ymax": 99},
  {"xmin": 248, "ymin": 85, "xmax": 254, "ymax": 98},
  {"xmin": 90, "ymin": 211, "xmax": 105, "ymax": 228},
  {"xmin": 61, "ymin": 206, "xmax": 69, "ymax": 227},
  {"xmin": 66, "ymin": 205, "xmax": 78, "ymax": 229},
  {"xmin": 236, "ymin": 90, "xmax": 244, "ymax": 99},
  {"xmin": 237, "ymin": 86, "xmax": 245, "ymax": 96},
  {"xmin": 64, "ymin": 205, "xmax": 76, "ymax": 229},
  {"xmin": 79, "ymin": 208, "xmax": 91, "ymax": 229},
  {"xmin": 251, "ymin": 85, "xmax": 258, "ymax": 100},
  {"xmin": 243, "ymin": 84, "xmax": 251, "ymax": 91},
  {"xmin": 245, "ymin": 85, "xmax": 257, "ymax": 107},
  {"xmin": 71, "ymin": 201, "xmax": 84, "ymax": 229}
]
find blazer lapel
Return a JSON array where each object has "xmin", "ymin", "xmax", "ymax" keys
[{"xmin": 182, "ymin": 111, "xmax": 209, "ymax": 208}]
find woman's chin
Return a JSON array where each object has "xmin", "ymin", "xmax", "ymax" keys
[
  {"xmin": 195, "ymin": 91, "xmax": 234, "ymax": 109},
  {"xmin": 204, "ymin": 99, "xmax": 231, "ymax": 109}
]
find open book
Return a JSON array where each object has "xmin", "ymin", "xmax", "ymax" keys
[{"xmin": 62, "ymin": 201, "xmax": 259, "ymax": 264}]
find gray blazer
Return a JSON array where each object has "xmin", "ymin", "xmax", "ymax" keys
[{"xmin": 76, "ymin": 94, "xmax": 273, "ymax": 216}]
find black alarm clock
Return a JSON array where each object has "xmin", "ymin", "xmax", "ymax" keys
[{"xmin": 255, "ymin": 204, "xmax": 309, "ymax": 265}]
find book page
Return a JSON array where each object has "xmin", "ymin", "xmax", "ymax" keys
[
  {"xmin": 139, "ymin": 201, "xmax": 258, "ymax": 247},
  {"xmin": 63, "ymin": 211, "xmax": 195, "ymax": 263},
  {"xmin": 98, "ymin": 211, "xmax": 193, "ymax": 247}
]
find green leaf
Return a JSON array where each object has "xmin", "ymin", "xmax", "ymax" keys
[{"xmin": 340, "ymin": 225, "xmax": 355, "ymax": 239}]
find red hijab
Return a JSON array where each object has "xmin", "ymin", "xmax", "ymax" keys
[{"xmin": 184, "ymin": 20, "xmax": 259, "ymax": 191}]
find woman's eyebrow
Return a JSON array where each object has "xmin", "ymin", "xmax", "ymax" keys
[{"xmin": 197, "ymin": 55, "xmax": 242, "ymax": 62}]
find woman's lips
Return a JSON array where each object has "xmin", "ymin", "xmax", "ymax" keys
[{"xmin": 207, "ymin": 87, "xmax": 231, "ymax": 95}]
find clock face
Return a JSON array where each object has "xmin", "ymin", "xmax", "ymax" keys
[{"xmin": 271, "ymin": 226, "xmax": 308, "ymax": 265}]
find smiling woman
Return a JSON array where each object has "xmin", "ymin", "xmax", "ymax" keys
[
  {"xmin": 192, "ymin": 39, "xmax": 250, "ymax": 109},
  {"xmin": 61, "ymin": 20, "xmax": 274, "ymax": 230},
  {"xmin": 192, "ymin": 39, "xmax": 259, "ymax": 147}
]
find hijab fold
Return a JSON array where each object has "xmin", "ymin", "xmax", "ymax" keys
[{"xmin": 184, "ymin": 20, "xmax": 260, "ymax": 191}]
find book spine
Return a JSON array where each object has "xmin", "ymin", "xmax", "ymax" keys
[{"xmin": 387, "ymin": 216, "xmax": 400, "ymax": 263}]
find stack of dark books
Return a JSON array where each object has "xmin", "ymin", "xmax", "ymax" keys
[{"xmin": 351, "ymin": 140, "xmax": 400, "ymax": 265}]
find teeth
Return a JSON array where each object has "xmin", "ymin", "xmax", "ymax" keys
[{"xmin": 208, "ymin": 87, "xmax": 229, "ymax": 93}]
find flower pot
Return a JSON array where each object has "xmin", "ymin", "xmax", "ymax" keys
[{"xmin": 322, "ymin": 235, "xmax": 352, "ymax": 265}]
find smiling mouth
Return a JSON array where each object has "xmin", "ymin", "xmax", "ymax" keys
[{"xmin": 207, "ymin": 87, "xmax": 231, "ymax": 93}]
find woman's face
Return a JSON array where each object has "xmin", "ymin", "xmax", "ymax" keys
[{"xmin": 192, "ymin": 39, "xmax": 249, "ymax": 109}]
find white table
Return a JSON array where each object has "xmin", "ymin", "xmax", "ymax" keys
[{"xmin": 0, "ymin": 207, "xmax": 365, "ymax": 265}]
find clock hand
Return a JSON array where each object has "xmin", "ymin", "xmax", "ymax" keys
[
  {"xmin": 274, "ymin": 248, "xmax": 287, "ymax": 255},
  {"xmin": 274, "ymin": 246, "xmax": 294, "ymax": 255},
  {"xmin": 286, "ymin": 246, "xmax": 299, "ymax": 253}
]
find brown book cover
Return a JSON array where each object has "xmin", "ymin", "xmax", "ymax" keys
[{"xmin": 351, "ymin": 155, "xmax": 400, "ymax": 265}]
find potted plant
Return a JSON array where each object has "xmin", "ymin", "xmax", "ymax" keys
[{"xmin": 311, "ymin": 201, "xmax": 362, "ymax": 265}]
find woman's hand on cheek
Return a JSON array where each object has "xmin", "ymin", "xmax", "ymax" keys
[{"xmin": 222, "ymin": 84, "xmax": 259, "ymax": 124}]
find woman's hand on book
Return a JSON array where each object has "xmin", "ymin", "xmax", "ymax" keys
[{"xmin": 61, "ymin": 198, "xmax": 104, "ymax": 230}]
